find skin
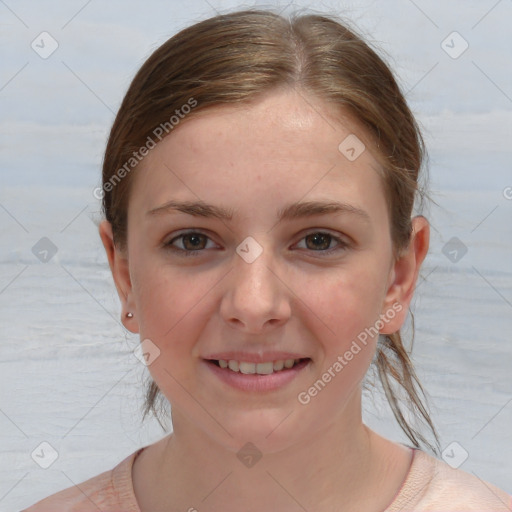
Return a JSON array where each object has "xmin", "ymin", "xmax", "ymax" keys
[{"xmin": 99, "ymin": 87, "xmax": 430, "ymax": 512}]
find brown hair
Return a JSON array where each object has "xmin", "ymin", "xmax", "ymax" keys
[{"xmin": 101, "ymin": 8, "xmax": 439, "ymax": 454}]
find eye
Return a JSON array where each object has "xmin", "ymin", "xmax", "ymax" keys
[
  {"xmin": 294, "ymin": 231, "xmax": 349, "ymax": 255},
  {"xmin": 164, "ymin": 231, "xmax": 217, "ymax": 257}
]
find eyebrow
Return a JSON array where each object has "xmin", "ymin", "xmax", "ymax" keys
[{"xmin": 146, "ymin": 199, "xmax": 371, "ymax": 223}]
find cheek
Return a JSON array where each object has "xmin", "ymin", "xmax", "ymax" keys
[
  {"xmin": 308, "ymin": 263, "xmax": 388, "ymax": 345},
  {"xmin": 302, "ymin": 264, "xmax": 388, "ymax": 400},
  {"xmin": 132, "ymin": 270, "xmax": 208, "ymax": 398},
  {"xmin": 137, "ymin": 273, "xmax": 193, "ymax": 331},
  {"xmin": 132, "ymin": 262, "xmax": 219, "ymax": 364},
  {"xmin": 296, "ymin": 269, "xmax": 386, "ymax": 414}
]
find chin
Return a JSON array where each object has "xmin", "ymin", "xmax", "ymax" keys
[{"xmin": 208, "ymin": 409, "xmax": 307, "ymax": 455}]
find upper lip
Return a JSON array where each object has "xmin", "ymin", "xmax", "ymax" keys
[{"xmin": 203, "ymin": 351, "xmax": 309, "ymax": 363}]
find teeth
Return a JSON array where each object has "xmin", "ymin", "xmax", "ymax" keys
[
  {"xmin": 239, "ymin": 362, "xmax": 256, "ymax": 374},
  {"xmin": 273, "ymin": 360, "xmax": 284, "ymax": 371},
  {"xmin": 216, "ymin": 358, "xmax": 304, "ymax": 374},
  {"xmin": 256, "ymin": 362, "xmax": 274, "ymax": 375}
]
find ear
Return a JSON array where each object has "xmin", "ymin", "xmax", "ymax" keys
[
  {"xmin": 379, "ymin": 216, "xmax": 430, "ymax": 334},
  {"xmin": 98, "ymin": 220, "xmax": 139, "ymax": 333}
]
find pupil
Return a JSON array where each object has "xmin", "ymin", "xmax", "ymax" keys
[
  {"xmin": 308, "ymin": 233, "xmax": 330, "ymax": 250},
  {"xmin": 185, "ymin": 234, "xmax": 204, "ymax": 249}
]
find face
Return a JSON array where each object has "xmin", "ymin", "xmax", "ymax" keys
[{"xmin": 102, "ymin": 88, "xmax": 422, "ymax": 453}]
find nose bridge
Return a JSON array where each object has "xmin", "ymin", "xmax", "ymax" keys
[
  {"xmin": 221, "ymin": 235, "xmax": 290, "ymax": 331},
  {"xmin": 234, "ymin": 237, "xmax": 277, "ymax": 302}
]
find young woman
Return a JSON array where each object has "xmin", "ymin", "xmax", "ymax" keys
[{"xmin": 25, "ymin": 8, "xmax": 511, "ymax": 512}]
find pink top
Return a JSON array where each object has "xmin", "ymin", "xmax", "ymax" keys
[{"xmin": 23, "ymin": 446, "xmax": 512, "ymax": 511}]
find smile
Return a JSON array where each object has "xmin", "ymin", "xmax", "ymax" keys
[
  {"xmin": 211, "ymin": 358, "xmax": 308, "ymax": 375},
  {"xmin": 204, "ymin": 358, "xmax": 311, "ymax": 392}
]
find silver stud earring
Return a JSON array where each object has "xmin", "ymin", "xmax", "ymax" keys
[{"xmin": 126, "ymin": 312, "xmax": 133, "ymax": 318}]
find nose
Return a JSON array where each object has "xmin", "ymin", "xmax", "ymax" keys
[{"xmin": 220, "ymin": 242, "xmax": 291, "ymax": 334}]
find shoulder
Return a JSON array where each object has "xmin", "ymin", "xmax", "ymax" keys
[
  {"xmin": 22, "ymin": 449, "xmax": 143, "ymax": 512},
  {"xmin": 388, "ymin": 448, "xmax": 512, "ymax": 512}
]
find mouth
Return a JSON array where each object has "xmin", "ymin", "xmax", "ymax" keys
[
  {"xmin": 203, "ymin": 357, "xmax": 311, "ymax": 392},
  {"xmin": 207, "ymin": 358, "xmax": 310, "ymax": 375}
]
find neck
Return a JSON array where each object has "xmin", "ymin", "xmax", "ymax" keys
[{"xmin": 135, "ymin": 392, "xmax": 411, "ymax": 512}]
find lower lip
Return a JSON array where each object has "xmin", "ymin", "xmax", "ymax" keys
[{"xmin": 203, "ymin": 359, "xmax": 310, "ymax": 392}]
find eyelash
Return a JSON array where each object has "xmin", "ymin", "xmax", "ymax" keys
[{"xmin": 164, "ymin": 230, "xmax": 350, "ymax": 257}]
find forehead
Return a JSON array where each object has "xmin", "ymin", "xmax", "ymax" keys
[
  {"xmin": 161, "ymin": 89, "xmax": 376, "ymax": 163},
  {"xmin": 130, "ymin": 88, "xmax": 387, "ymax": 222}
]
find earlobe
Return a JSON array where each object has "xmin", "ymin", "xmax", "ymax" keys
[
  {"xmin": 98, "ymin": 220, "xmax": 139, "ymax": 333},
  {"xmin": 380, "ymin": 216, "xmax": 430, "ymax": 334}
]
